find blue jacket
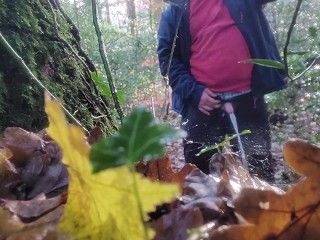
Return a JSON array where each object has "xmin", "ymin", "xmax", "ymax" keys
[{"xmin": 157, "ymin": 0, "xmax": 288, "ymax": 115}]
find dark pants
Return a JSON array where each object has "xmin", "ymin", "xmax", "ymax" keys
[{"xmin": 181, "ymin": 93, "xmax": 274, "ymax": 181}]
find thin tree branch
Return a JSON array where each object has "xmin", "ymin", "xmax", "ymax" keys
[
  {"xmin": 293, "ymin": 56, "xmax": 320, "ymax": 80},
  {"xmin": 92, "ymin": 0, "xmax": 124, "ymax": 122},
  {"xmin": 283, "ymin": 0, "xmax": 304, "ymax": 80}
]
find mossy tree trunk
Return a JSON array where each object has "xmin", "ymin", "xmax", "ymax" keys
[{"xmin": 0, "ymin": 0, "xmax": 117, "ymax": 134}]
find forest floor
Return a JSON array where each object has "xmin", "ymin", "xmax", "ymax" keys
[{"xmin": 162, "ymin": 109, "xmax": 302, "ymax": 188}]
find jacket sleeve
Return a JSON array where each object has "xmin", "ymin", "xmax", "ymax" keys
[
  {"xmin": 157, "ymin": 6, "xmax": 205, "ymax": 109},
  {"xmin": 258, "ymin": 0, "xmax": 276, "ymax": 5}
]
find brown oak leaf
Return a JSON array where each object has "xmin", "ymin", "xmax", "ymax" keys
[
  {"xmin": 149, "ymin": 206, "xmax": 204, "ymax": 240},
  {"xmin": 135, "ymin": 156, "xmax": 196, "ymax": 187},
  {"xmin": 210, "ymin": 139, "xmax": 320, "ymax": 240}
]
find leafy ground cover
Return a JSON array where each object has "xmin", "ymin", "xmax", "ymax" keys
[
  {"xmin": 0, "ymin": 95, "xmax": 319, "ymax": 240},
  {"xmin": 163, "ymin": 109, "xmax": 302, "ymax": 187}
]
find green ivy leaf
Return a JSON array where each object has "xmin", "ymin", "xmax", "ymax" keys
[
  {"xmin": 90, "ymin": 107, "xmax": 185, "ymax": 172},
  {"xmin": 240, "ymin": 59, "xmax": 285, "ymax": 70}
]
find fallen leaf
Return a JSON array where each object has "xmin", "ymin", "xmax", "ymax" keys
[
  {"xmin": 1, "ymin": 193, "xmax": 66, "ymax": 221},
  {"xmin": 0, "ymin": 194, "xmax": 65, "ymax": 239},
  {"xmin": 181, "ymin": 169, "xmax": 226, "ymax": 222},
  {"xmin": 0, "ymin": 128, "xmax": 68, "ymax": 200},
  {"xmin": 149, "ymin": 206, "xmax": 203, "ymax": 240},
  {"xmin": 0, "ymin": 146, "xmax": 12, "ymax": 164},
  {"xmin": 5, "ymin": 225, "xmax": 57, "ymax": 240},
  {"xmin": 208, "ymin": 153, "xmax": 283, "ymax": 198},
  {"xmin": 87, "ymin": 127, "xmax": 104, "ymax": 145},
  {"xmin": 44, "ymin": 92, "xmax": 180, "ymax": 240},
  {"xmin": 210, "ymin": 139, "xmax": 320, "ymax": 240},
  {"xmin": 135, "ymin": 156, "xmax": 196, "ymax": 187},
  {"xmin": 0, "ymin": 146, "xmax": 19, "ymax": 199},
  {"xmin": 2, "ymin": 128, "xmax": 44, "ymax": 167}
]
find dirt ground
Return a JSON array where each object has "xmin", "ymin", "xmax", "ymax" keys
[{"xmin": 162, "ymin": 109, "xmax": 301, "ymax": 186}]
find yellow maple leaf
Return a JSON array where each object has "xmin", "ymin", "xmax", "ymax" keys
[{"xmin": 44, "ymin": 93, "xmax": 180, "ymax": 240}]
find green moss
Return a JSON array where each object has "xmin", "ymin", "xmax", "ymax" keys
[
  {"xmin": 0, "ymin": 0, "xmax": 116, "ymax": 134},
  {"xmin": 0, "ymin": 1, "xmax": 7, "ymax": 25}
]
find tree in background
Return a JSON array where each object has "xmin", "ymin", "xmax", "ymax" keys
[
  {"xmin": 61, "ymin": 0, "xmax": 166, "ymax": 116},
  {"xmin": 126, "ymin": 0, "xmax": 137, "ymax": 35}
]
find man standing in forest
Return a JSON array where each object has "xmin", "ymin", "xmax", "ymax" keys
[{"xmin": 157, "ymin": 0, "xmax": 287, "ymax": 181}]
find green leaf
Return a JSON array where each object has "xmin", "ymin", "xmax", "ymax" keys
[
  {"xmin": 197, "ymin": 130, "xmax": 251, "ymax": 155},
  {"xmin": 90, "ymin": 107, "xmax": 186, "ymax": 172},
  {"xmin": 116, "ymin": 89, "xmax": 125, "ymax": 105},
  {"xmin": 308, "ymin": 27, "xmax": 317, "ymax": 38},
  {"xmin": 287, "ymin": 50, "xmax": 308, "ymax": 56},
  {"xmin": 91, "ymin": 71, "xmax": 112, "ymax": 98},
  {"xmin": 240, "ymin": 59, "xmax": 285, "ymax": 70},
  {"xmin": 91, "ymin": 72, "xmax": 125, "ymax": 105}
]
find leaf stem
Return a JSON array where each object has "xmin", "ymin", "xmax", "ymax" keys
[{"xmin": 129, "ymin": 164, "xmax": 149, "ymax": 240}]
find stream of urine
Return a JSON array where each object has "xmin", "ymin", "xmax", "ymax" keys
[{"xmin": 228, "ymin": 112, "xmax": 248, "ymax": 170}]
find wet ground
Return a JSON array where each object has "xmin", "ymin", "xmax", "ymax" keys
[{"xmin": 163, "ymin": 110, "xmax": 302, "ymax": 189}]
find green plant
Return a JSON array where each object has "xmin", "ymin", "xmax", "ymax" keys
[
  {"xmin": 90, "ymin": 106, "xmax": 185, "ymax": 171},
  {"xmin": 196, "ymin": 130, "xmax": 251, "ymax": 155},
  {"xmin": 89, "ymin": 107, "xmax": 185, "ymax": 238}
]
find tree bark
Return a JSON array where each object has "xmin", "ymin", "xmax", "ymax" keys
[
  {"xmin": 0, "ymin": 0, "xmax": 117, "ymax": 134},
  {"xmin": 104, "ymin": 0, "xmax": 111, "ymax": 24},
  {"xmin": 126, "ymin": 0, "xmax": 136, "ymax": 35}
]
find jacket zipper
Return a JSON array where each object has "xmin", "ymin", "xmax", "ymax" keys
[{"xmin": 240, "ymin": 11, "xmax": 244, "ymax": 23}]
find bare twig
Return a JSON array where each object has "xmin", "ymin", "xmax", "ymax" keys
[
  {"xmin": 283, "ymin": 0, "xmax": 304, "ymax": 80},
  {"xmin": 293, "ymin": 56, "xmax": 320, "ymax": 80}
]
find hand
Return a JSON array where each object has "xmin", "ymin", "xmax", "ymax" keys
[{"xmin": 198, "ymin": 88, "xmax": 221, "ymax": 115}]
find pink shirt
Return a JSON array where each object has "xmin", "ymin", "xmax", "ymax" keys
[{"xmin": 189, "ymin": 0, "xmax": 253, "ymax": 92}]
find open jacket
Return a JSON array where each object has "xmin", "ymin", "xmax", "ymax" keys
[{"xmin": 157, "ymin": 0, "xmax": 288, "ymax": 115}]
